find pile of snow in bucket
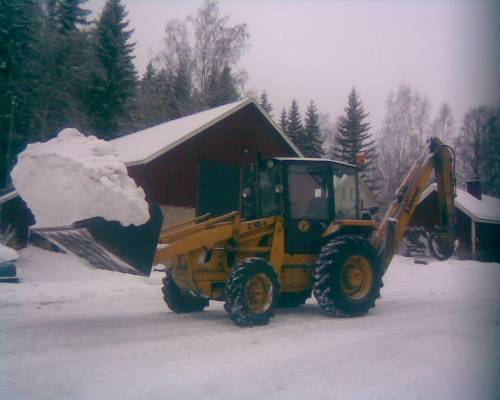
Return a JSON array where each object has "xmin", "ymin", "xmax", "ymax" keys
[{"xmin": 11, "ymin": 128, "xmax": 150, "ymax": 227}]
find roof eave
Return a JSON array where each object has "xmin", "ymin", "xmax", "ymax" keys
[
  {"xmin": 123, "ymin": 98, "xmax": 254, "ymax": 166},
  {"xmin": 455, "ymin": 203, "xmax": 500, "ymax": 225},
  {"xmin": 123, "ymin": 98, "xmax": 302, "ymax": 167},
  {"xmin": 251, "ymin": 99, "xmax": 304, "ymax": 157}
]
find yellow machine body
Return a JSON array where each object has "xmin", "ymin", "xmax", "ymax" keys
[
  {"xmin": 154, "ymin": 137, "xmax": 455, "ymax": 303},
  {"xmin": 155, "ymin": 213, "xmax": 377, "ymax": 300}
]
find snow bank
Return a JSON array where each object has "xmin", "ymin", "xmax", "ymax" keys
[
  {"xmin": 0, "ymin": 243, "xmax": 18, "ymax": 263},
  {"xmin": 11, "ymin": 128, "xmax": 149, "ymax": 227}
]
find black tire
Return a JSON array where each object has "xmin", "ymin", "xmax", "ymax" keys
[
  {"xmin": 278, "ymin": 290, "xmax": 311, "ymax": 308},
  {"xmin": 224, "ymin": 257, "xmax": 279, "ymax": 327},
  {"xmin": 427, "ymin": 233, "xmax": 454, "ymax": 261},
  {"xmin": 161, "ymin": 273, "xmax": 208, "ymax": 313},
  {"xmin": 313, "ymin": 235, "xmax": 382, "ymax": 317}
]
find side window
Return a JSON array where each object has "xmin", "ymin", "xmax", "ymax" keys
[
  {"xmin": 259, "ymin": 171, "xmax": 279, "ymax": 217},
  {"xmin": 333, "ymin": 166, "xmax": 358, "ymax": 219}
]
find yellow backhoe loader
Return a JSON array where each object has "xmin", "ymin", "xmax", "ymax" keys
[{"xmin": 34, "ymin": 137, "xmax": 456, "ymax": 327}]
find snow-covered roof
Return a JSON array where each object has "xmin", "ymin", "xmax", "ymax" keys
[
  {"xmin": 274, "ymin": 157, "xmax": 358, "ymax": 169},
  {"xmin": 111, "ymin": 98, "xmax": 301, "ymax": 166},
  {"xmin": 419, "ymin": 183, "xmax": 500, "ymax": 224},
  {"xmin": 0, "ymin": 190, "xmax": 18, "ymax": 204}
]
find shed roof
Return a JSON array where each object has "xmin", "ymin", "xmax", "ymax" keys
[
  {"xmin": 111, "ymin": 98, "xmax": 301, "ymax": 166},
  {"xmin": 0, "ymin": 190, "xmax": 18, "ymax": 204},
  {"xmin": 419, "ymin": 183, "xmax": 500, "ymax": 224}
]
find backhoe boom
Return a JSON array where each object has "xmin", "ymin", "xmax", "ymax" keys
[{"xmin": 372, "ymin": 138, "xmax": 456, "ymax": 272}]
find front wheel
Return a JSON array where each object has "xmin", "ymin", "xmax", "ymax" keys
[
  {"xmin": 313, "ymin": 235, "xmax": 382, "ymax": 317},
  {"xmin": 224, "ymin": 257, "xmax": 279, "ymax": 327},
  {"xmin": 162, "ymin": 273, "xmax": 209, "ymax": 313}
]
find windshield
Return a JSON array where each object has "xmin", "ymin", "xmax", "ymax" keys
[
  {"xmin": 287, "ymin": 164, "xmax": 331, "ymax": 219},
  {"xmin": 333, "ymin": 166, "xmax": 358, "ymax": 219}
]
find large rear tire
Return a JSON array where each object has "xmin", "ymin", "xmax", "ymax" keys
[
  {"xmin": 224, "ymin": 257, "xmax": 279, "ymax": 327},
  {"xmin": 162, "ymin": 273, "xmax": 208, "ymax": 313},
  {"xmin": 313, "ymin": 235, "xmax": 382, "ymax": 317}
]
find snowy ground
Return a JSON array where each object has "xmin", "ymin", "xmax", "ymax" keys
[{"xmin": 1, "ymin": 247, "xmax": 498, "ymax": 400}]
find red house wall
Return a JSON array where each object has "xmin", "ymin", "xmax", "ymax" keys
[{"xmin": 127, "ymin": 104, "xmax": 297, "ymax": 208}]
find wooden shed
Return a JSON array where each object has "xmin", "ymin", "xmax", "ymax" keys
[
  {"xmin": 412, "ymin": 183, "xmax": 500, "ymax": 262},
  {"xmin": 111, "ymin": 98, "xmax": 301, "ymax": 225}
]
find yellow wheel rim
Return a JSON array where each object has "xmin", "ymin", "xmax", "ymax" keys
[
  {"xmin": 245, "ymin": 273, "xmax": 273, "ymax": 314},
  {"xmin": 340, "ymin": 256, "xmax": 373, "ymax": 300}
]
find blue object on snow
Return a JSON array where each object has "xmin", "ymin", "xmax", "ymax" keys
[{"xmin": 0, "ymin": 261, "xmax": 18, "ymax": 282}]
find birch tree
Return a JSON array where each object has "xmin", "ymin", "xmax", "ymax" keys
[{"xmin": 378, "ymin": 83, "xmax": 432, "ymax": 200}]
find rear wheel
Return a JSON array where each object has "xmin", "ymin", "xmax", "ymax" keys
[
  {"xmin": 224, "ymin": 257, "xmax": 279, "ymax": 327},
  {"xmin": 162, "ymin": 273, "xmax": 208, "ymax": 313},
  {"xmin": 313, "ymin": 235, "xmax": 382, "ymax": 317}
]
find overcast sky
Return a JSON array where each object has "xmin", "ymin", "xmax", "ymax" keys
[{"xmin": 88, "ymin": 0, "xmax": 499, "ymax": 131}]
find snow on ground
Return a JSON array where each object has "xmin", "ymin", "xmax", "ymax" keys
[
  {"xmin": 1, "ymin": 247, "xmax": 498, "ymax": 400},
  {"xmin": 11, "ymin": 128, "xmax": 149, "ymax": 227},
  {"xmin": 0, "ymin": 244, "xmax": 18, "ymax": 263}
]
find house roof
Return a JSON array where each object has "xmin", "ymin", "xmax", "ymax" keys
[
  {"xmin": 419, "ymin": 183, "xmax": 500, "ymax": 224},
  {"xmin": 0, "ymin": 190, "xmax": 18, "ymax": 204},
  {"xmin": 274, "ymin": 157, "xmax": 358, "ymax": 169},
  {"xmin": 111, "ymin": 98, "xmax": 302, "ymax": 166}
]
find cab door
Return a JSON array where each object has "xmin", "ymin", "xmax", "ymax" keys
[{"xmin": 283, "ymin": 163, "xmax": 333, "ymax": 253}]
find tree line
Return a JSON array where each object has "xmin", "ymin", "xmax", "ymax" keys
[
  {"xmin": 1, "ymin": 0, "xmax": 498, "ymax": 200},
  {"xmin": 0, "ymin": 0, "xmax": 247, "ymax": 189},
  {"xmin": 259, "ymin": 84, "xmax": 499, "ymax": 200}
]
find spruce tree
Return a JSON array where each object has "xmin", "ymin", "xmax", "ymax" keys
[
  {"xmin": 207, "ymin": 64, "xmax": 239, "ymax": 108},
  {"xmin": 332, "ymin": 87, "xmax": 381, "ymax": 192},
  {"xmin": 55, "ymin": 0, "xmax": 90, "ymax": 35},
  {"xmin": 172, "ymin": 59, "xmax": 193, "ymax": 118},
  {"xmin": 133, "ymin": 62, "xmax": 166, "ymax": 129},
  {"xmin": 286, "ymin": 99, "xmax": 306, "ymax": 154},
  {"xmin": 51, "ymin": 0, "xmax": 92, "ymax": 132},
  {"xmin": 88, "ymin": 0, "xmax": 137, "ymax": 138},
  {"xmin": 259, "ymin": 90, "xmax": 273, "ymax": 118},
  {"xmin": 304, "ymin": 100, "xmax": 323, "ymax": 157},
  {"xmin": 0, "ymin": 0, "xmax": 39, "ymax": 188},
  {"xmin": 279, "ymin": 107, "xmax": 287, "ymax": 132}
]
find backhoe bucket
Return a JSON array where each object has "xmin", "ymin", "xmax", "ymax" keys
[{"xmin": 32, "ymin": 205, "xmax": 163, "ymax": 276}]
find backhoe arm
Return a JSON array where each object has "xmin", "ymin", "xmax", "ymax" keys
[{"xmin": 372, "ymin": 138, "xmax": 456, "ymax": 273}]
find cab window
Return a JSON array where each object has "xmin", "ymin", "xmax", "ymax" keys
[{"xmin": 287, "ymin": 164, "xmax": 331, "ymax": 219}]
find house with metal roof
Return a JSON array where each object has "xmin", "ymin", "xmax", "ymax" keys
[
  {"xmin": 413, "ymin": 182, "xmax": 500, "ymax": 261},
  {"xmin": 111, "ymin": 98, "xmax": 301, "ymax": 225}
]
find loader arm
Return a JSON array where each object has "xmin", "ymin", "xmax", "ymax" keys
[{"xmin": 372, "ymin": 138, "xmax": 456, "ymax": 273}]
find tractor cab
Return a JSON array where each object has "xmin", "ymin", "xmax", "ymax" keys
[{"xmin": 242, "ymin": 157, "xmax": 361, "ymax": 253}]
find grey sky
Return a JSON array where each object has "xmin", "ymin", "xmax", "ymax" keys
[{"xmin": 88, "ymin": 0, "xmax": 500, "ymax": 131}]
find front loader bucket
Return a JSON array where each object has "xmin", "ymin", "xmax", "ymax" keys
[{"xmin": 32, "ymin": 205, "xmax": 163, "ymax": 276}]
